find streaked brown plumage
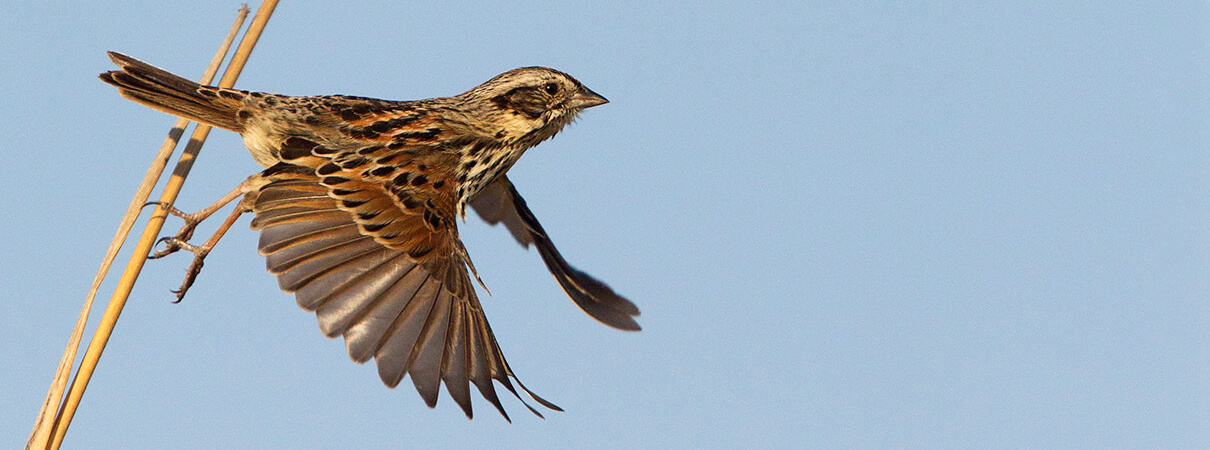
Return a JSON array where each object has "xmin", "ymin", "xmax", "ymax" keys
[{"xmin": 99, "ymin": 52, "xmax": 639, "ymax": 420}]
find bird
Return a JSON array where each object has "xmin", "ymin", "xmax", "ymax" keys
[{"xmin": 99, "ymin": 51, "xmax": 640, "ymax": 420}]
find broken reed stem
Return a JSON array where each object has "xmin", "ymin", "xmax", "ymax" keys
[
  {"xmin": 25, "ymin": 8, "xmax": 249, "ymax": 450},
  {"xmin": 35, "ymin": 1, "xmax": 279, "ymax": 449}
]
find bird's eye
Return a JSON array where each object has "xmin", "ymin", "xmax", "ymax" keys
[{"xmin": 543, "ymin": 82, "xmax": 559, "ymax": 95}]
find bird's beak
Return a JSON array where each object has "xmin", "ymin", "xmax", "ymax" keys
[{"xmin": 569, "ymin": 86, "xmax": 609, "ymax": 109}]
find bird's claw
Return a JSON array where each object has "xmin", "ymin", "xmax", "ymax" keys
[
  {"xmin": 150, "ymin": 236, "xmax": 183, "ymax": 259},
  {"xmin": 168, "ymin": 254, "xmax": 205, "ymax": 303},
  {"xmin": 147, "ymin": 206, "xmax": 214, "ymax": 302},
  {"xmin": 159, "ymin": 240, "xmax": 209, "ymax": 302}
]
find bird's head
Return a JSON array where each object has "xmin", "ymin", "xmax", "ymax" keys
[{"xmin": 460, "ymin": 67, "xmax": 608, "ymax": 147}]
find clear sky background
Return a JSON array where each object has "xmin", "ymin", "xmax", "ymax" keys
[{"xmin": 2, "ymin": 2, "xmax": 1206, "ymax": 448}]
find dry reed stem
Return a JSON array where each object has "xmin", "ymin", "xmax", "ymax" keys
[
  {"xmin": 29, "ymin": 1, "xmax": 279, "ymax": 448},
  {"xmin": 25, "ymin": 8, "xmax": 249, "ymax": 449}
]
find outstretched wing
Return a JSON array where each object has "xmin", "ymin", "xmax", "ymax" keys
[
  {"xmin": 469, "ymin": 177, "xmax": 641, "ymax": 331},
  {"xmin": 249, "ymin": 163, "xmax": 557, "ymax": 421}
]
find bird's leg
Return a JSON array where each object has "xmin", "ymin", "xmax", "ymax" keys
[
  {"xmin": 148, "ymin": 183, "xmax": 248, "ymax": 259},
  {"xmin": 148, "ymin": 179, "xmax": 258, "ymax": 302},
  {"xmin": 167, "ymin": 196, "xmax": 255, "ymax": 301}
]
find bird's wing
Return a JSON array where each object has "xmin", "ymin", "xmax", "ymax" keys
[
  {"xmin": 249, "ymin": 157, "xmax": 558, "ymax": 421},
  {"xmin": 469, "ymin": 176, "xmax": 641, "ymax": 331}
]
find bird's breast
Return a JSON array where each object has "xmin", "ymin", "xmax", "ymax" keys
[{"xmin": 455, "ymin": 145, "xmax": 527, "ymax": 212}]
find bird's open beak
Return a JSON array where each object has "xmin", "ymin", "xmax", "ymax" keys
[{"xmin": 569, "ymin": 87, "xmax": 609, "ymax": 109}]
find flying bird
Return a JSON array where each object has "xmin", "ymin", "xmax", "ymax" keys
[{"xmin": 99, "ymin": 52, "xmax": 639, "ymax": 420}]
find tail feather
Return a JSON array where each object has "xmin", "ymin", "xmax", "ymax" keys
[{"xmin": 99, "ymin": 52, "xmax": 245, "ymax": 131}]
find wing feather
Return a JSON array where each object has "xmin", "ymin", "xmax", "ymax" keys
[
  {"xmin": 470, "ymin": 177, "xmax": 642, "ymax": 330},
  {"xmin": 249, "ymin": 168, "xmax": 555, "ymax": 419},
  {"xmin": 341, "ymin": 266, "xmax": 430, "ymax": 363},
  {"xmin": 442, "ymin": 302, "xmax": 474, "ymax": 417},
  {"xmin": 408, "ymin": 282, "xmax": 453, "ymax": 407}
]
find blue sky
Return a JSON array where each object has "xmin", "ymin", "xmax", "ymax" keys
[{"xmin": 2, "ymin": 2, "xmax": 1206, "ymax": 448}]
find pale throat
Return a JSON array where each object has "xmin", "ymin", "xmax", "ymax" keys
[{"xmin": 453, "ymin": 111, "xmax": 566, "ymax": 212}]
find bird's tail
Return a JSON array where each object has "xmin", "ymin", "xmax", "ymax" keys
[{"xmin": 99, "ymin": 52, "xmax": 245, "ymax": 132}]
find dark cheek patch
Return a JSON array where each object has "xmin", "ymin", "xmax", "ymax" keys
[
  {"xmin": 514, "ymin": 106, "xmax": 545, "ymax": 119},
  {"xmin": 494, "ymin": 88, "xmax": 548, "ymax": 119}
]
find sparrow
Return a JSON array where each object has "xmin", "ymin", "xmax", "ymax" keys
[{"xmin": 99, "ymin": 52, "xmax": 639, "ymax": 420}]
